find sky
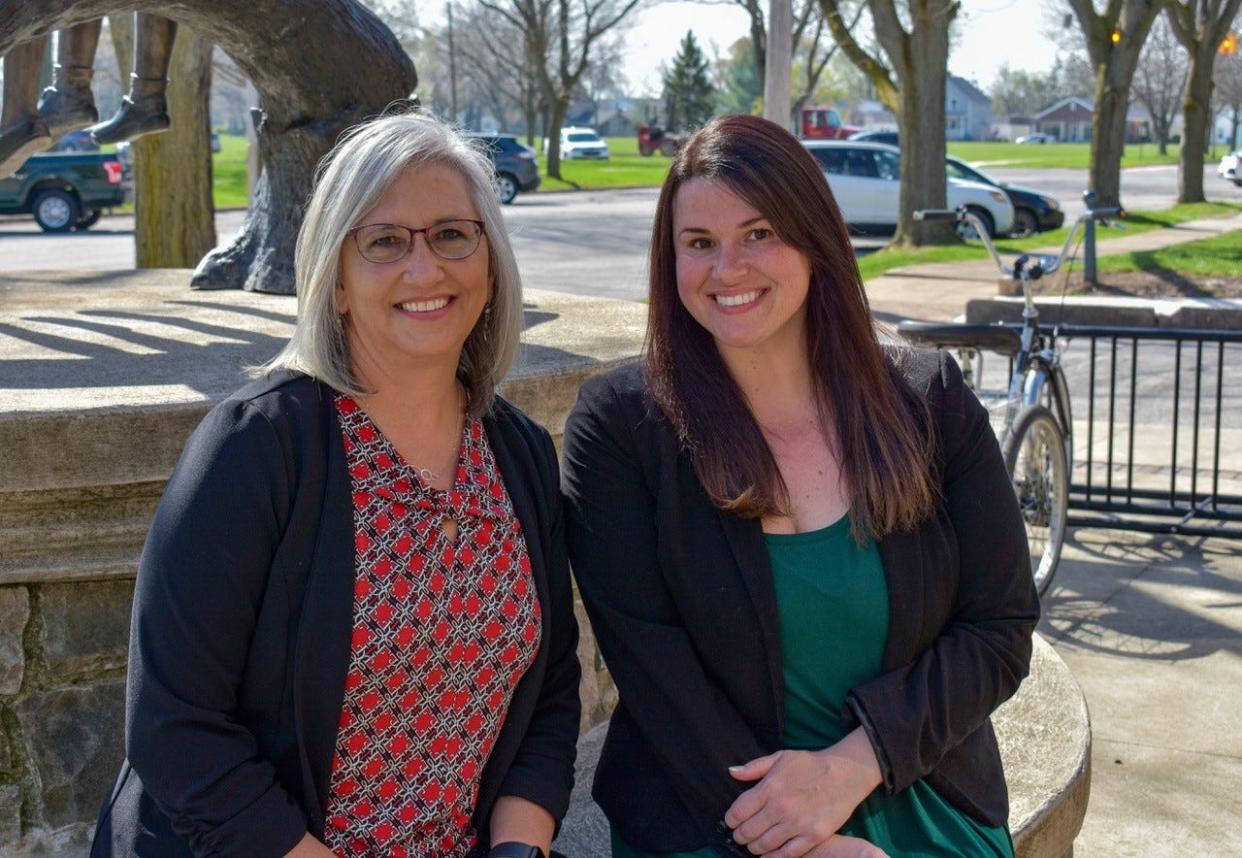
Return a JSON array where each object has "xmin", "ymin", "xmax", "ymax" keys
[
  {"xmin": 422, "ymin": 0, "xmax": 1065, "ymax": 98},
  {"xmin": 619, "ymin": 0, "xmax": 1065, "ymax": 96}
]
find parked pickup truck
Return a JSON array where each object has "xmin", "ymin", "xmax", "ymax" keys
[{"xmin": 0, "ymin": 152, "xmax": 128, "ymax": 232}]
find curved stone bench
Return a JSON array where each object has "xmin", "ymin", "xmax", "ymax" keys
[
  {"xmin": 553, "ymin": 634, "xmax": 1090, "ymax": 858},
  {"xmin": 0, "ymin": 270, "xmax": 1088, "ymax": 855}
]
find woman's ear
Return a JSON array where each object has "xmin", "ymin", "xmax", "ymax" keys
[{"xmin": 334, "ymin": 280, "xmax": 349, "ymax": 316}]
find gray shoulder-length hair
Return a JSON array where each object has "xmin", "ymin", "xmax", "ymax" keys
[{"xmin": 259, "ymin": 110, "xmax": 522, "ymax": 418}]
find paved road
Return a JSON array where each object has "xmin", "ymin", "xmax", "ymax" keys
[
  {"xmin": 0, "ymin": 189, "xmax": 886, "ymax": 301},
  {"xmin": 0, "ymin": 165, "xmax": 1209, "ymax": 301},
  {"xmin": 985, "ymin": 164, "xmax": 1189, "ymax": 220}
]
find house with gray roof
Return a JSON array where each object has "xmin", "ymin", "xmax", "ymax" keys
[{"xmin": 946, "ymin": 75, "xmax": 993, "ymax": 140}]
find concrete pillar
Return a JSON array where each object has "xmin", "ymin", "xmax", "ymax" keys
[{"xmin": 763, "ymin": 0, "xmax": 792, "ymax": 130}]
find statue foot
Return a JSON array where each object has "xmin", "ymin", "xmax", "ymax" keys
[
  {"xmin": 36, "ymin": 86, "xmax": 100, "ymax": 141},
  {"xmin": 0, "ymin": 116, "xmax": 53, "ymax": 178},
  {"xmin": 89, "ymin": 95, "xmax": 171, "ymax": 145}
]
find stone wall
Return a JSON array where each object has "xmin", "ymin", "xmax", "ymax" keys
[
  {"xmin": 0, "ymin": 275, "xmax": 1089, "ymax": 855},
  {"xmin": 0, "ymin": 580, "xmax": 132, "ymax": 854},
  {"xmin": 0, "ymin": 277, "xmax": 649, "ymax": 853}
]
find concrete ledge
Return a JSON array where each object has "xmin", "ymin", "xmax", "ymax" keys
[
  {"xmin": 1000, "ymin": 634, "xmax": 1091, "ymax": 858},
  {"xmin": 555, "ymin": 634, "xmax": 1090, "ymax": 857},
  {"xmin": 0, "ymin": 270, "xmax": 1088, "ymax": 854},
  {"xmin": 966, "ymin": 295, "xmax": 1242, "ymax": 330},
  {"xmin": 0, "ymin": 275, "xmax": 647, "ymax": 586}
]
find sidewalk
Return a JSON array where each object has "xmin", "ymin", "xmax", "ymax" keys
[
  {"xmin": 864, "ymin": 213, "xmax": 1242, "ymax": 325},
  {"xmin": 1040, "ymin": 530, "xmax": 1242, "ymax": 856},
  {"xmin": 552, "ymin": 530, "xmax": 1242, "ymax": 857}
]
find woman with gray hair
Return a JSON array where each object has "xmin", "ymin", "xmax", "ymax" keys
[{"xmin": 91, "ymin": 111, "xmax": 580, "ymax": 858}]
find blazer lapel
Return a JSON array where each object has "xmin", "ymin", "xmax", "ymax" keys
[
  {"xmin": 716, "ymin": 509, "xmax": 784, "ymax": 730},
  {"xmin": 292, "ymin": 391, "xmax": 357, "ymax": 834},
  {"xmin": 482, "ymin": 410, "xmax": 550, "ymax": 643},
  {"xmin": 877, "ymin": 528, "xmax": 925, "ymax": 671}
]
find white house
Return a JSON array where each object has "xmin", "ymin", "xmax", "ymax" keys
[{"xmin": 945, "ymin": 75, "xmax": 993, "ymax": 140}]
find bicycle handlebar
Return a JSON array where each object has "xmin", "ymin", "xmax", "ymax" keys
[
  {"xmin": 912, "ymin": 209, "xmax": 957, "ymax": 221},
  {"xmin": 1087, "ymin": 205, "xmax": 1124, "ymax": 220},
  {"xmin": 912, "ymin": 203, "xmax": 1128, "ymax": 283}
]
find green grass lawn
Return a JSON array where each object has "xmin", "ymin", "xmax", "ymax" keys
[
  {"xmin": 946, "ymin": 141, "xmax": 1219, "ymax": 169},
  {"xmin": 145, "ymin": 133, "xmax": 1233, "ymax": 206},
  {"xmin": 1096, "ymin": 230, "xmax": 1242, "ymax": 278},
  {"xmin": 212, "ymin": 132, "xmax": 249, "ymax": 208},
  {"xmin": 856, "ymin": 201, "xmax": 1242, "ymax": 282},
  {"xmin": 536, "ymin": 135, "xmax": 671, "ymax": 191}
]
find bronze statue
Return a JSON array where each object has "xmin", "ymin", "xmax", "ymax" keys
[
  {"xmin": 91, "ymin": 14, "xmax": 178, "ymax": 144},
  {"xmin": 0, "ymin": 14, "xmax": 177, "ymax": 177},
  {"xmin": 0, "ymin": 21, "xmax": 100, "ymax": 176}
]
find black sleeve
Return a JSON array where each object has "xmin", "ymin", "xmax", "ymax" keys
[
  {"xmin": 497, "ymin": 427, "xmax": 582, "ymax": 825},
  {"xmin": 845, "ymin": 352, "xmax": 1041, "ymax": 794},
  {"xmin": 561, "ymin": 378, "xmax": 767, "ymax": 819},
  {"xmin": 126, "ymin": 400, "xmax": 308, "ymax": 857}
]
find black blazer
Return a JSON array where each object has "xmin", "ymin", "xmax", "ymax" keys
[
  {"xmin": 92, "ymin": 371, "xmax": 580, "ymax": 857},
  {"xmin": 561, "ymin": 352, "xmax": 1039, "ymax": 853}
]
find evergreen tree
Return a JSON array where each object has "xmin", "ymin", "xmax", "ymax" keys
[
  {"xmin": 662, "ymin": 31, "xmax": 715, "ymax": 130},
  {"xmin": 715, "ymin": 37, "xmax": 762, "ymax": 116}
]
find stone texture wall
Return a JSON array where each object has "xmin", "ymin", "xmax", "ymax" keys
[
  {"xmin": 0, "ymin": 373, "xmax": 624, "ymax": 853},
  {"xmin": 0, "ymin": 580, "xmax": 132, "ymax": 854}
]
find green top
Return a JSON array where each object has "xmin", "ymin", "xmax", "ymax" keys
[{"xmin": 611, "ymin": 517, "xmax": 1013, "ymax": 858}]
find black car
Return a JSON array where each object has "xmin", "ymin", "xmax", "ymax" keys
[
  {"xmin": 946, "ymin": 156, "xmax": 1064, "ymax": 237},
  {"xmin": 466, "ymin": 132, "xmax": 541, "ymax": 204},
  {"xmin": 848, "ymin": 130, "xmax": 900, "ymax": 146}
]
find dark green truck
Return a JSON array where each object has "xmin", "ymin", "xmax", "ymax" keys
[{"xmin": 0, "ymin": 151, "xmax": 128, "ymax": 232}]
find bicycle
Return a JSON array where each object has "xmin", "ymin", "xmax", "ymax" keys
[{"xmin": 896, "ymin": 204, "xmax": 1123, "ymax": 596}]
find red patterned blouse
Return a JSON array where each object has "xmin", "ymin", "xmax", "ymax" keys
[{"xmin": 323, "ymin": 394, "xmax": 542, "ymax": 858}]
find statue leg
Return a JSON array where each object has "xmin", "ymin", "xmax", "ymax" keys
[
  {"xmin": 0, "ymin": 36, "xmax": 53, "ymax": 177},
  {"xmin": 35, "ymin": 20, "xmax": 102, "ymax": 140},
  {"xmin": 90, "ymin": 14, "xmax": 177, "ymax": 144}
]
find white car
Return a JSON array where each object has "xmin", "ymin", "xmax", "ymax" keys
[
  {"xmin": 1016, "ymin": 132, "xmax": 1054, "ymax": 144},
  {"xmin": 547, "ymin": 126, "xmax": 610, "ymax": 160},
  {"xmin": 802, "ymin": 141, "xmax": 1015, "ymax": 237},
  {"xmin": 1218, "ymin": 151, "xmax": 1241, "ymax": 186}
]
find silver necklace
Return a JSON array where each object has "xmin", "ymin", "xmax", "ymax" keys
[{"xmin": 411, "ymin": 386, "xmax": 467, "ymax": 486}]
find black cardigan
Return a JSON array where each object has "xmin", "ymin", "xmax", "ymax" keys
[
  {"xmin": 91, "ymin": 371, "xmax": 580, "ymax": 857},
  {"xmin": 561, "ymin": 351, "xmax": 1039, "ymax": 853}
]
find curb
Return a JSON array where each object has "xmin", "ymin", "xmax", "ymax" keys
[{"xmin": 965, "ymin": 295, "xmax": 1242, "ymax": 330}]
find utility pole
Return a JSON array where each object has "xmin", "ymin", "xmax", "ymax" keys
[
  {"xmin": 764, "ymin": 0, "xmax": 792, "ymax": 129},
  {"xmin": 447, "ymin": 2, "xmax": 459, "ymax": 123}
]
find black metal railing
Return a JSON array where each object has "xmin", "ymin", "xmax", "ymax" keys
[{"xmin": 1057, "ymin": 324, "xmax": 1242, "ymax": 538}]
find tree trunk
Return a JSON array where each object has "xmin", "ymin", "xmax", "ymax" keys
[
  {"xmin": 1089, "ymin": 64, "xmax": 1133, "ymax": 207},
  {"xmin": 546, "ymin": 96, "xmax": 568, "ymax": 180},
  {"xmin": 4, "ymin": 0, "xmax": 418, "ymax": 294},
  {"xmin": 1232, "ymin": 106, "xmax": 1240, "ymax": 150},
  {"xmin": 894, "ymin": 63, "xmax": 951, "ymax": 245},
  {"xmin": 522, "ymin": 93, "xmax": 537, "ymax": 146},
  {"xmin": 890, "ymin": 9, "xmax": 952, "ymax": 246},
  {"xmin": 1178, "ymin": 42, "xmax": 1215, "ymax": 203},
  {"xmin": 133, "ymin": 28, "xmax": 216, "ymax": 268}
]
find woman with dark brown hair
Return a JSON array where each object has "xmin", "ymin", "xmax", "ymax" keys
[{"xmin": 561, "ymin": 114, "xmax": 1039, "ymax": 858}]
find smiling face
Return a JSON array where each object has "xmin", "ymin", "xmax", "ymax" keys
[
  {"xmin": 672, "ymin": 177, "xmax": 812, "ymax": 362},
  {"xmin": 336, "ymin": 160, "xmax": 490, "ymax": 386}
]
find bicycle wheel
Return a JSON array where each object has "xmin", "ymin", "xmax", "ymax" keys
[{"xmin": 1002, "ymin": 404, "xmax": 1069, "ymax": 597}]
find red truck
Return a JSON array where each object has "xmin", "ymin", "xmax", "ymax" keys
[
  {"xmin": 639, "ymin": 107, "xmax": 857, "ymax": 154},
  {"xmin": 799, "ymin": 106, "xmax": 859, "ymax": 140},
  {"xmin": 637, "ymin": 123, "xmax": 687, "ymax": 157}
]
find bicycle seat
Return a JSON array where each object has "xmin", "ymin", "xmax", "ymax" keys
[{"xmin": 896, "ymin": 321, "xmax": 1022, "ymax": 357}]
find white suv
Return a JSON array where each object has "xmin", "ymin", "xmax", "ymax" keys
[
  {"xmin": 554, "ymin": 127, "xmax": 609, "ymax": 160},
  {"xmin": 802, "ymin": 141, "xmax": 1015, "ymax": 237},
  {"xmin": 1218, "ymin": 151, "xmax": 1241, "ymax": 186}
]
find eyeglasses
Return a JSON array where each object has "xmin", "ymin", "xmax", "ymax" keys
[{"xmin": 347, "ymin": 219, "xmax": 486, "ymax": 263}]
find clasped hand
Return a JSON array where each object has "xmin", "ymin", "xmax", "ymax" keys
[{"xmin": 723, "ymin": 727, "xmax": 886, "ymax": 858}]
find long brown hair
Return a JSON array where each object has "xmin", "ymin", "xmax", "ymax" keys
[{"xmin": 644, "ymin": 114, "xmax": 938, "ymax": 540}]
